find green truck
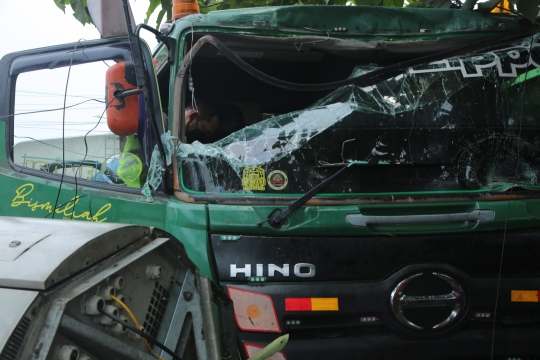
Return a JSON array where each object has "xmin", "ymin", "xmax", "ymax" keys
[{"xmin": 2, "ymin": 1, "xmax": 540, "ymax": 358}]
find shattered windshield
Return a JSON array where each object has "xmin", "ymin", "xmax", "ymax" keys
[{"xmin": 178, "ymin": 34, "xmax": 540, "ymax": 196}]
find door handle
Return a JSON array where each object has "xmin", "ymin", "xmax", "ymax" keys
[{"xmin": 345, "ymin": 209, "xmax": 494, "ymax": 227}]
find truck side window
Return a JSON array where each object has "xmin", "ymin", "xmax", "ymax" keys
[{"xmin": 12, "ymin": 60, "xmax": 143, "ymax": 187}]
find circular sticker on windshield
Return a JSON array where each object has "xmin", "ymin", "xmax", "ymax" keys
[{"xmin": 267, "ymin": 170, "xmax": 288, "ymax": 191}]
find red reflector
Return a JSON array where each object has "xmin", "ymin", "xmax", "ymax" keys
[
  {"xmin": 285, "ymin": 298, "xmax": 339, "ymax": 311},
  {"xmin": 285, "ymin": 298, "xmax": 311, "ymax": 311}
]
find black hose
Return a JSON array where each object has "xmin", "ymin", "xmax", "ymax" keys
[
  {"xmin": 98, "ymin": 307, "xmax": 182, "ymax": 360},
  {"xmin": 176, "ymin": 29, "xmax": 536, "ymax": 92}
]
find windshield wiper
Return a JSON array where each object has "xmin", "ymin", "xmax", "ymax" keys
[{"xmin": 257, "ymin": 163, "xmax": 356, "ymax": 228}]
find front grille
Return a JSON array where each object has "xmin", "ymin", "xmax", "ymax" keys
[
  {"xmin": 143, "ymin": 281, "xmax": 170, "ymax": 338},
  {"xmin": 0, "ymin": 316, "xmax": 31, "ymax": 360}
]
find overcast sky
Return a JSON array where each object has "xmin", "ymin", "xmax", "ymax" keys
[
  {"xmin": 0, "ymin": 0, "xmax": 159, "ymax": 59},
  {"xmin": 0, "ymin": 0, "xmax": 161, "ymax": 145}
]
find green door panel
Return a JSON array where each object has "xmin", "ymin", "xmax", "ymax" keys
[
  {"xmin": 165, "ymin": 198, "xmax": 214, "ymax": 279},
  {"xmin": 0, "ymin": 170, "xmax": 168, "ymax": 226}
]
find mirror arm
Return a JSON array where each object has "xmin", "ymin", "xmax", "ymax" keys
[
  {"xmin": 136, "ymin": 24, "xmax": 177, "ymax": 66},
  {"xmin": 115, "ymin": 88, "xmax": 143, "ymax": 99}
]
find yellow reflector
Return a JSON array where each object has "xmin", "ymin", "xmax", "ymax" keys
[
  {"xmin": 311, "ymin": 298, "xmax": 339, "ymax": 311},
  {"xmin": 511, "ymin": 290, "xmax": 539, "ymax": 302}
]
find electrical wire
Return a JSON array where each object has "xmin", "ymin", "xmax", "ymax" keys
[
  {"xmin": 13, "ymin": 135, "xmax": 104, "ymax": 158},
  {"xmin": 189, "ymin": 23, "xmax": 198, "ymax": 113},
  {"xmin": 35, "ymin": 41, "xmax": 114, "ymax": 220},
  {"xmin": 15, "ymin": 127, "xmax": 110, "ymax": 132},
  {"xmin": 0, "ymin": 98, "xmax": 105, "ymax": 120},
  {"xmin": 54, "ymin": 92, "xmax": 129, "ymax": 219},
  {"xmin": 70, "ymin": 94, "xmax": 117, "ymax": 220},
  {"xmin": 98, "ymin": 307, "xmax": 180, "ymax": 360},
  {"xmin": 175, "ymin": 29, "xmax": 537, "ymax": 94},
  {"xmin": 16, "ymin": 89, "xmax": 104, "ymax": 99},
  {"xmin": 43, "ymin": 194, "xmax": 92, "ymax": 219},
  {"xmin": 489, "ymin": 26, "xmax": 537, "ymax": 360},
  {"xmin": 110, "ymin": 295, "xmax": 176, "ymax": 360},
  {"xmin": 293, "ymin": 28, "xmax": 330, "ymax": 51},
  {"xmin": 50, "ymin": 40, "xmax": 82, "ymax": 219}
]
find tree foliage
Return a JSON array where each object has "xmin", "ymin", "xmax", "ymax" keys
[
  {"xmin": 54, "ymin": 0, "xmax": 540, "ymax": 29},
  {"xmin": 54, "ymin": 0, "xmax": 92, "ymax": 25}
]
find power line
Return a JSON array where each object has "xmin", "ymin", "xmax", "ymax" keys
[{"xmin": 16, "ymin": 90, "xmax": 104, "ymax": 99}]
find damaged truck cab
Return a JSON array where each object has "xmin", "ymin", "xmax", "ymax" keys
[{"xmin": 2, "ymin": 2, "xmax": 540, "ymax": 359}]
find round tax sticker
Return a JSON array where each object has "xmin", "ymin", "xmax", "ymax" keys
[{"xmin": 267, "ymin": 170, "xmax": 288, "ymax": 190}]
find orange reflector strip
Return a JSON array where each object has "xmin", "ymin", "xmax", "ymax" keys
[
  {"xmin": 285, "ymin": 298, "xmax": 339, "ymax": 311},
  {"xmin": 511, "ymin": 290, "xmax": 540, "ymax": 302},
  {"xmin": 311, "ymin": 298, "xmax": 339, "ymax": 311}
]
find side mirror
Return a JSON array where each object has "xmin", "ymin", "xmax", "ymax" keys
[{"xmin": 105, "ymin": 61, "xmax": 140, "ymax": 136}]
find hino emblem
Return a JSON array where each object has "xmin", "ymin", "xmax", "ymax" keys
[
  {"xmin": 390, "ymin": 272, "xmax": 465, "ymax": 330},
  {"xmin": 230, "ymin": 263, "xmax": 315, "ymax": 278}
]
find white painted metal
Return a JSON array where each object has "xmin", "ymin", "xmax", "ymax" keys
[
  {"xmin": 0, "ymin": 231, "xmax": 50, "ymax": 261},
  {"xmin": 0, "ymin": 217, "xmax": 134, "ymax": 290},
  {"xmin": 0, "ymin": 288, "xmax": 38, "ymax": 351}
]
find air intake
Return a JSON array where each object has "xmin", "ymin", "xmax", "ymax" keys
[{"xmin": 0, "ymin": 316, "xmax": 31, "ymax": 360}]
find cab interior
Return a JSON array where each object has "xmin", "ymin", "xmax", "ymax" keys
[{"xmin": 155, "ymin": 32, "xmax": 487, "ymax": 142}]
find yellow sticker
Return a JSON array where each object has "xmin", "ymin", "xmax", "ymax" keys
[
  {"xmin": 267, "ymin": 170, "xmax": 288, "ymax": 191},
  {"xmin": 242, "ymin": 166, "xmax": 266, "ymax": 191},
  {"xmin": 511, "ymin": 290, "xmax": 538, "ymax": 302}
]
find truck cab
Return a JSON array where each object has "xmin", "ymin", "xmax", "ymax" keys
[{"xmin": 2, "ymin": 2, "xmax": 540, "ymax": 359}]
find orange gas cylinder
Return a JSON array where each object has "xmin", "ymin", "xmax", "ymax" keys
[{"xmin": 105, "ymin": 61, "xmax": 139, "ymax": 136}]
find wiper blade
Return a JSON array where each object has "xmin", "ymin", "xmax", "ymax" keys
[{"xmin": 257, "ymin": 162, "xmax": 356, "ymax": 228}]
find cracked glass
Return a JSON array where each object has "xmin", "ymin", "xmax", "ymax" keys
[{"xmin": 177, "ymin": 34, "xmax": 540, "ymax": 196}]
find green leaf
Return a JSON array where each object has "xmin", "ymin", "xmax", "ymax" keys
[
  {"xmin": 516, "ymin": 0, "xmax": 540, "ymax": 22},
  {"xmin": 200, "ymin": 5, "xmax": 214, "ymax": 14},
  {"xmin": 54, "ymin": 0, "xmax": 69, "ymax": 12},
  {"xmin": 216, "ymin": 1, "xmax": 232, "ymax": 10},
  {"xmin": 356, "ymin": 0, "xmax": 383, "ymax": 6},
  {"xmin": 383, "ymin": 0, "xmax": 405, "ymax": 6},
  {"xmin": 231, "ymin": 0, "xmax": 249, "ymax": 7},
  {"xmin": 70, "ymin": 0, "xmax": 90, "ymax": 25},
  {"xmin": 156, "ymin": 8, "xmax": 167, "ymax": 28},
  {"xmin": 406, "ymin": 1, "xmax": 432, "ymax": 7},
  {"xmin": 162, "ymin": 0, "xmax": 172, "ymax": 21},
  {"xmin": 248, "ymin": 334, "xmax": 289, "ymax": 360},
  {"xmin": 145, "ymin": 0, "xmax": 162, "ymax": 24},
  {"xmin": 330, "ymin": 0, "xmax": 348, "ymax": 5}
]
